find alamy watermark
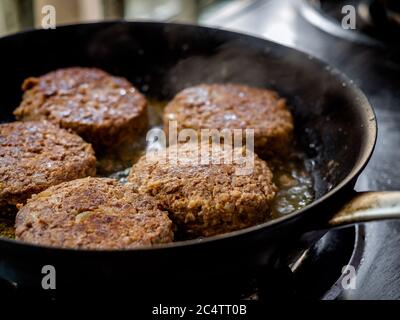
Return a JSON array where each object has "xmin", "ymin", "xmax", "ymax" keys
[
  {"xmin": 341, "ymin": 5, "xmax": 356, "ymax": 30},
  {"xmin": 341, "ymin": 264, "xmax": 357, "ymax": 290},
  {"xmin": 41, "ymin": 5, "xmax": 56, "ymax": 29},
  {"xmin": 41, "ymin": 264, "xmax": 56, "ymax": 290},
  {"xmin": 146, "ymin": 121, "xmax": 255, "ymax": 176}
]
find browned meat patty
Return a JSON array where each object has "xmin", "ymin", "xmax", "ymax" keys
[
  {"xmin": 15, "ymin": 177, "xmax": 174, "ymax": 249},
  {"xmin": 0, "ymin": 121, "xmax": 96, "ymax": 207},
  {"xmin": 163, "ymin": 84, "xmax": 294, "ymax": 156},
  {"xmin": 14, "ymin": 67, "xmax": 148, "ymax": 150},
  {"xmin": 128, "ymin": 142, "xmax": 277, "ymax": 237}
]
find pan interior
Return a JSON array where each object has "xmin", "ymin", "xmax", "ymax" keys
[
  {"xmin": 0, "ymin": 22, "xmax": 375, "ymax": 241},
  {"xmin": 100, "ymin": 98, "xmax": 314, "ymax": 222}
]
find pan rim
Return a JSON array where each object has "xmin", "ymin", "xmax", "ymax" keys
[{"xmin": 0, "ymin": 20, "xmax": 378, "ymax": 253}]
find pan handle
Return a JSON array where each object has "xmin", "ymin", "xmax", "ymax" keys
[
  {"xmin": 328, "ymin": 191, "xmax": 400, "ymax": 227},
  {"xmin": 285, "ymin": 191, "xmax": 400, "ymax": 271}
]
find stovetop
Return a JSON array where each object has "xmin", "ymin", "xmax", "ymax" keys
[{"xmin": 203, "ymin": 0, "xmax": 400, "ymax": 299}]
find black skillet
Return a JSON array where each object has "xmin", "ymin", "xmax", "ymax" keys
[{"xmin": 0, "ymin": 21, "xmax": 399, "ymax": 300}]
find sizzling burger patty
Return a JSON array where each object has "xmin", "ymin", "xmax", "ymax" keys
[
  {"xmin": 163, "ymin": 84, "xmax": 294, "ymax": 156},
  {"xmin": 14, "ymin": 67, "xmax": 148, "ymax": 150},
  {"xmin": 15, "ymin": 177, "xmax": 174, "ymax": 249},
  {"xmin": 0, "ymin": 121, "xmax": 96, "ymax": 207},
  {"xmin": 128, "ymin": 142, "xmax": 277, "ymax": 237}
]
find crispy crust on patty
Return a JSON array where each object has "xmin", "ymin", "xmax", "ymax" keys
[
  {"xmin": 128, "ymin": 142, "xmax": 277, "ymax": 237},
  {"xmin": 15, "ymin": 177, "xmax": 174, "ymax": 249},
  {"xmin": 14, "ymin": 67, "xmax": 148, "ymax": 150},
  {"xmin": 163, "ymin": 84, "xmax": 294, "ymax": 156},
  {"xmin": 0, "ymin": 121, "xmax": 96, "ymax": 207}
]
